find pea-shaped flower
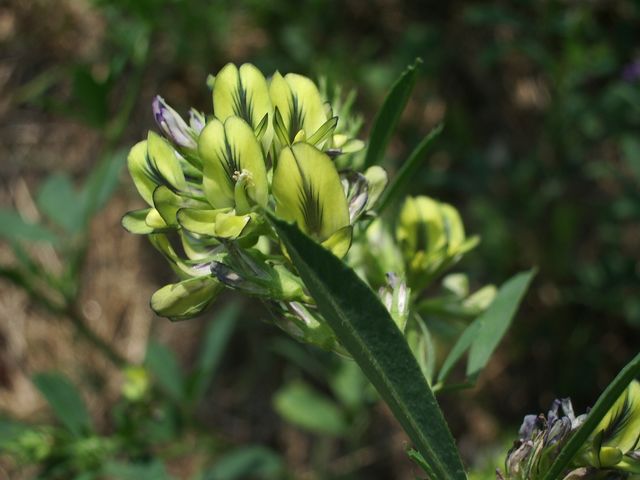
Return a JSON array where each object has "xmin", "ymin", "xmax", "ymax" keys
[
  {"xmin": 272, "ymin": 142, "xmax": 351, "ymax": 257},
  {"xmin": 396, "ymin": 196, "xmax": 479, "ymax": 291},
  {"xmin": 270, "ymin": 72, "xmax": 337, "ymax": 152},
  {"xmin": 211, "ymin": 63, "xmax": 273, "ymax": 151}
]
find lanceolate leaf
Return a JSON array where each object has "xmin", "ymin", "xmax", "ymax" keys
[
  {"xmin": 542, "ymin": 352, "xmax": 640, "ymax": 480},
  {"xmin": 363, "ymin": 58, "xmax": 422, "ymax": 169},
  {"xmin": 267, "ymin": 213, "xmax": 467, "ymax": 480},
  {"xmin": 438, "ymin": 270, "xmax": 535, "ymax": 384},
  {"xmin": 376, "ymin": 123, "xmax": 443, "ymax": 215},
  {"xmin": 32, "ymin": 372, "xmax": 93, "ymax": 437},
  {"xmin": 37, "ymin": 173, "xmax": 85, "ymax": 234}
]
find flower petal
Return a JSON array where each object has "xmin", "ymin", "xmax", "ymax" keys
[
  {"xmin": 269, "ymin": 72, "xmax": 327, "ymax": 145},
  {"xmin": 199, "ymin": 117, "xmax": 269, "ymax": 212},
  {"xmin": 213, "ymin": 63, "xmax": 273, "ymax": 151},
  {"xmin": 272, "ymin": 142, "xmax": 349, "ymax": 241}
]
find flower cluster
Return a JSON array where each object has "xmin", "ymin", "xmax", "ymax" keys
[
  {"xmin": 501, "ymin": 380, "xmax": 640, "ymax": 480},
  {"xmin": 123, "ymin": 63, "xmax": 487, "ymax": 357}
]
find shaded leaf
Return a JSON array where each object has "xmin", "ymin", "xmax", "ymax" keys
[
  {"xmin": 363, "ymin": 58, "xmax": 422, "ymax": 168},
  {"xmin": 189, "ymin": 302, "xmax": 239, "ymax": 403},
  {"xmin": 32, "ymin": 372, "xmax": 92, "ymax": 437},
  {"xmin": 37, "ymin": 173, "xmax": 85, "ymax": 233},
  {"xmin": 438, "ymin": 270, "xmax": 535, "ymax": 383},
  {"xmin": 103, "ymin": 460, "xmax": 174, "ymax": 480},
  {"xmin": 0, "ymin": 208, "xmax": 59, "ymax": 244},
  {"xmin": 203, "ymin": 446, "xmax": 284, "ymax": 480},
  {"xmin": 273, "ymin": 381, "xmax": 347, "ymax": 436},
  {"xmin": 145, "ymin": 341, "xmax": 184, "ymax": 401}
]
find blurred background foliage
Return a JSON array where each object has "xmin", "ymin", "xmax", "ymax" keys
[{"xmin": 1, "ymin": 0, "xmax": 639, "ymax": 478}]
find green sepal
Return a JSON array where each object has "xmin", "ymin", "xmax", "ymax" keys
[
  {"xmin": 122, "ymin": 209, "xmax": 156, "ymax": 234},
  {"xmin": 306, "ymin": 116, "xmax": 338, "ymax": 147},
  {"xmin": 177, "ymin": 208, "xmax": 255, "ymax": 240},
  {"xmin": 152, "ymin": 185, "xmax": 209, "ymax": 228},
  {"xmin": 199, "ymin": 116, "xmax": 269, "ymax": 213},
  {"xmin": 272, "ymin": 302, "xmax": 340, "ymax": 352},
  {"xmin": 148, "ymin": 233, "xmax": 220, "ymax": 278},
  {"xmin": 212, "ymin": 247, "xmax": 308, "ymax": 302},
  {"xmin": 150, "ymin": 276, "xmax": 223, "ymax": 321},
  {"xmin": 272, "ymin": 107, "xmax": 290, "ymax": 149},
  {"xmin": 272, "ymin": 142, "xmax": 350, "ymax": 243},
  {"xmin": 145, "ymin": 208, "xmax": 170, "ymax": 230}
]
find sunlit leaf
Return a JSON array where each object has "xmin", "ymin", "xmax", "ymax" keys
[
  {"xmin": 268, "ymin": 213, "xmax": 467, "ymax": 479},
  {"xmin": 438, "ymin": 270, "xmax": 535, "ymax": 383}
]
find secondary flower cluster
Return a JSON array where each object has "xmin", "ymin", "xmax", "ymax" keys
[
  {"xmin": 123, "ymin": 63, "xmax": 485, "ymax": 355},
  {"xmin": 501, "ymin": 380, "xmax": 640, "ymax": 480}
]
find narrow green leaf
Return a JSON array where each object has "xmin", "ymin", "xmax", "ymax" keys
[
  {"xmin": 542, "ymin": 352, "xmax": 640, "ymax": 480},
  {"xmin": 267, "ymin": 213, "xmax": 466, "ymax": 479},
  {"xmin": 273, "ymin": 381, "xmax": 347, "ymax": 436},
  {"xmin": 376, "ymin": 123, "xmax": 444, "ymax": 215},
  {"xmin": 438, "ymin": 270, "xmax": 535, "ymax": 384},
  {"xmin": 32, "ymin": 372, "xmax": 92, "ymax": 436},
  {"xmin": 37, "ymin": 173, "xmax": 85, "ymax": 233},
  {"xmin": 466, "ymin": 269, "xmax": 535, "ymax": 379},
  {"xmin": 189, "ymin": 302, "xmax": 239, "ymax": 404},
  {"xmin": 203, "ymin": 446, "xmax": 284, "ymax": 480},
  {"xmin": 0, "ymin": 208, "xmax": 59, "ymax": 244},
  {"xmin": 363, "ymin": 58, "xmax": 422, "ymax": 168},
  {"xmin": 145, "ymin": 342, "xmax": 184, "ymax": 401}
]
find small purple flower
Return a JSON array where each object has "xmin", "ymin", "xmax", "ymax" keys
[{"xmin": 152, "ymin": 95, "xmax": 198, "ymax": 149}]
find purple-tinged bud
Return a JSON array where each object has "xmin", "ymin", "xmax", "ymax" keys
[
  {"xmin": 152, "ymin": 95, "xmax": 198, "ymax": 149},
  {"xmin": 189, "ymin": 109, "xmax": 206, "ymax": 134}
]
